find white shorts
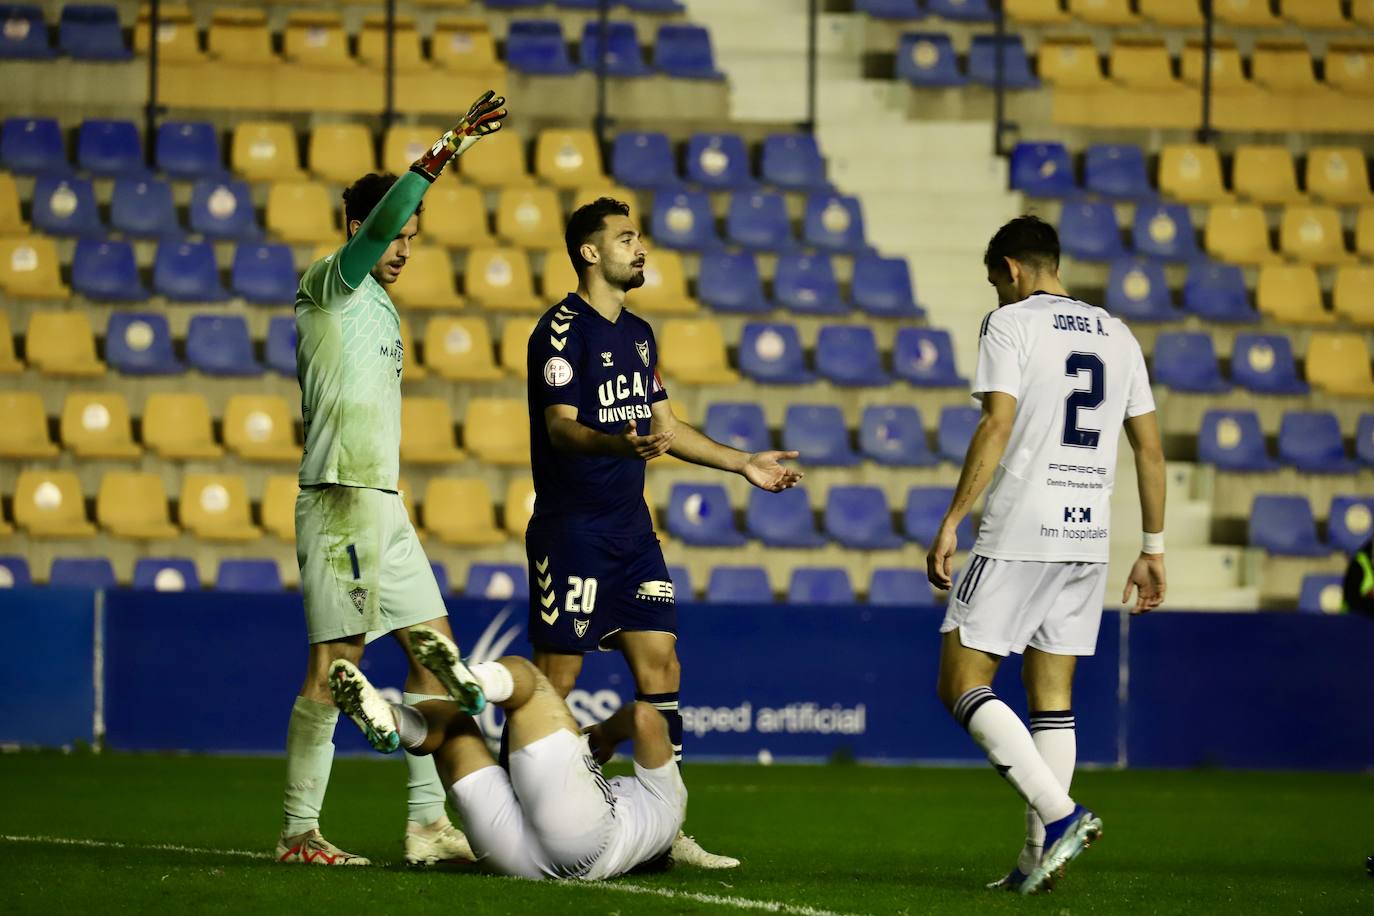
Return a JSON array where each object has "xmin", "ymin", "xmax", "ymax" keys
[
  {"xmin": 939, "ymin": 554, "xmax": 1109, "ymax": 657},
  {"xmin": 449, "ymin": 729, "xmax": 686, "ymax": 880}
]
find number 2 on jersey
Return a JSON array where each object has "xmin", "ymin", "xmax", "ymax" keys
[{"xmin": 1062, "ymin": 352, "xmax": 1105, "ymax": 449}]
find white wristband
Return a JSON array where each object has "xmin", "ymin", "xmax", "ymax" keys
[{"xmin": 1142, "ymin": 531, "xmax": 1165, "ymax": 555}]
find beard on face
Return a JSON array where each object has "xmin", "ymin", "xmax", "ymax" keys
[{"xmin": 605, "ymin": 260, "xmax": 646, "ymax": 291}]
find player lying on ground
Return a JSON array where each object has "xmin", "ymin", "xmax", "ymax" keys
[
  {"xmin": 329, "ymin": 626, "xmax": 687, "ymax": 879},
  {"xmin": 278, "ymin": 90, "xmax": 506, "ymax": 868},
  {"xmin": 926, "ymin": 215, "xmax": 1167, "ymax": 896}
]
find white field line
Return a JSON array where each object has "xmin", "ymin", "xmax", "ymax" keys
[{"xmin": 0, "ymin": 834, "xmax": 859, "ymax": 916}]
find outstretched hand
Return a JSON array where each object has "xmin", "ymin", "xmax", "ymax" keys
[
  {"xmin": 743, "ymin": 450, "xmax": 803, "ymax": 492},
  {"xmin": 455, "ymin": 89, "xmax": 508, "ymax": 145}
]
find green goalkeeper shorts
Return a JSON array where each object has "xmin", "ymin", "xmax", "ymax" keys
[{"xmin": 295, "ymin": 484, "xmax": 446, "ymax": 644}]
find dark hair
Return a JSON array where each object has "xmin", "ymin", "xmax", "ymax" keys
[
  {"xmin": 983, "ymin": 214, "xmax": 1060, "ymax": 278},
  {"xmin": 342, "ymin": 172, "xmax": 422, "ymax": 237},
  {"xmin": 565, "ymin": 197, "xmax": 631, "ymax": 275}
]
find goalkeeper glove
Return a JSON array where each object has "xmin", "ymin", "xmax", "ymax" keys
[{"xmin": 410, "ymin": 89, "xmax": 508, "ymax": 181}]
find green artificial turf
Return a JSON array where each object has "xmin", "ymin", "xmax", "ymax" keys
[{"xmin": 1, "ymin": 753, "xmax": 1371, "ymax": 914}]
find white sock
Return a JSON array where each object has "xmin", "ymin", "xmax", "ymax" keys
[
  {"xmin": 953, "ymin": 687, "xmax": 1075, "ymax": 825},
  {"xmin": 470, "ymin": 661, "xmax": 514, "ymax": 704},
  {"xmin": 1017, "ymin": 709, "xmax": 1076, "ymax": 873},
  {"xmin": 391, "ymin": 702, "xmax": 430, "ymax": 751}
]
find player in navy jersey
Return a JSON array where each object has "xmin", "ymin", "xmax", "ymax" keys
[{"xmin": 525, "ymin": 198, "xmax": 803, "ymax": 868}]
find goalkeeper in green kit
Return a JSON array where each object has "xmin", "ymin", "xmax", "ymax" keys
[{"xmin": 276, "ymin": 91, "xmax": 507, "ymax": 867}]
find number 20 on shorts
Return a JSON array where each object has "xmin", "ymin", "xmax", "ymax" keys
[{"xmin": 565, "ymin": 576, "xmax": 598, "ymax": 613}]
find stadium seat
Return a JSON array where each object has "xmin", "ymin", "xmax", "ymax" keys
[
  {"xmin": 1306, "ymin": 147, "xmax": 1374, "ymax": 204},
  {"xmin": 658, "ymin": 319, "xmax": 739, "ymax": 383},
  {"xmin": 650, "ymin": 190, "xmax": 720, "ymax": 251},
  {"xmin": 232, "ymin": 122, "xmax": 301, "ymax": 181},
  {"xmin": 1334, "ymin": 266, "xmax": 1374, "ymax": 326},
  {"xmin": 1007, "ymin": 0, "xmax": 1072, "ymax": 21},
  {"xmin": 261, "ymin": 476, "xmax": 298, "ymax": 541},
  {"xmin": 1132, "ymin": 203, "xmax": 1198, "ymax": 261},
  {"xmin": 381, "ymin": 124, "xmax": 443, "ymax": 177},
  {"xmin": 774, "ymin": 254, "xmax": 844, "ymax": 315},
  {"xmin": 357, "ymin": 14, "xmax": 425, "ymax": 72},
  {"xmin": 283, "ymin": 12, "xmax": 351, "ymax": 69},
  {"xmin": 224, "ymin": 395, "xmax": 297, "ymax": 461},
  {"xmin": 464, "ymin": 398, "xmax": 529, "ymax": 465},
  {"xmin": 897, "ymin": 32, "xmax": 966, "ymax": 87},
  {"xmin": 14, "ymin": 470, "xmax": 95, "ymax": 538},
  {"xmin": 424, "ymin": 317, "xmax": 502, "ymax": 382},
  {"xmin": 267, "ymin": 181, "xmax": 336, "ymax": 244},
  {"xmin": 929, "ymin": 0, "xmax": 995, "ymax": 19},
  {"xmin": 761, "ymin": 134, "xmax": 826, "ymax": 190},
  {"xmin": 904, "ymin": 486, "xmax": 972, "ymax": 549},
  {"xmin": 1, "ymin": 117, "xmax": 65, "ymax": 174},
  {"xmin": 31, "ymin": 176, "xmax": 101, "ymax": 236},
  {"xmin": 423, "ymin": 478, "xmax": 506, "ymax": 546},
  {"xmin": 726, "ymin": 192, "xmax": 796, "ymax": 252},
  {"xmin": 1298, "ymin": 574, "xmax": 1346, "ymax": 614},
  {"xmin": 1039, "ymin": 37, "xmax": 1104, "ymax": 89},
  {"xmin": 852, "ymin": 253, "xmax": 922, "ymax": 318},
  {"xmin": 110, "ymin": 177, "xmax": 177, "ymax": 238},
  {"xmin": 1361, "ymin": 207, "xmax": 1374, "ymax": 260},
  {"xmin": 0, "ymin": 5, "xmax": 52, "ymax": 58},
  {"xmin": 783, "ymin": 404, "xmax": 857, "ymax": 466},
  {"xmin": 938, "ymin": 406, "xmax": 979, "ymax": 462},
  {"xmin": 0, "ymin": 311, "xmax": 18, "ymax": 374},
  {"xmin": 697, "ymin": 251, "xmax": 768, "ymax": 314},
  {"xmin": 1182, "ymin": 261, "xmax": 1255, "ymax": 323},
  {"xmin": 1283, "ymin": 0, "xmax": 1350, "ymax": 28},
  {"xmin": 1306, "ymin": 333, "xmax": 1374, "ymax": 397},
  {"xmin": 857, "ymin": 0, "xmax": 923, "ymax": 17},
  {"xmin": 61, "ymin": 391, "xmax": 140, "ymax": 459},
  {"xmin": 1252, "ymin": 40, "xmax": 1319, "ymax": 92},
  {"xmin": 143, "ymin": 393, "xmax": 224, "ymax": 459},
  {"xmin": 496, "ymin": 187, "xmax": 564, "ymax": 248},
  {"xmin": 704, "ymin": 402, "xmax": 770, "ymax": 454},
  {"xmin": 747, "ymin": 486, "xmax": 825, "ymax": 548},
  {"xmin": 1060, "ymin": 200, "xmax": 1124, "ymax": 261},
  {"xmin": 969, "ymin": 35, "xmax": 1038, "ymax": 88},
  {"xmin": 264, "ymin": 316, "xmax": 295, "ymax": 377},
  {"xmin": 1233, "ymin": 146, "xmax": 1302, "ymax": 205},
  {"xmin": 186, "ymin": 315, "xmax": 260, "ymax": 377},
  {"xmin": 97, "ymin": 471, "xmax": 177, "ymax": 539},
  {"xmin": 1231, "ymin": 334, "xmax": 1308, "ymax": 395},
  {"xmin": 26, "ymin": 311, "xmax": 103, "ymax": 376},
  {"xmin": 1010, "ymin": 142, "xmax": 1075, "ymax": 197},
  {"xmin": 655, "ymin": 24, "xmax": 723, "ymax": 79},
  {"xmin": 789, "ymin": 568, "xmax": 854, "ymax": 605},
  {"xmin": 106, "ymin": 312, "xmax": 181, "ymax": 375},
  {"xmin": 506, "ymin": 20, "xmax": 575, "ymax": 75},
  {"xmin": 463, "ymin": 563, "xmax": 528, "ymax": 600},
  {"xmin": 502, "ymin": 477, "xmax": 536, "ymax": 539},
  {"xmin": 0, "ymin": 554, "xmax": 25, "ymax": 587},
  {"xmin": 738, "ymin": 322, "xmax": 812, "ymax": 383},
  {"xmin": 803, "ymin": 193, "xmax": 867, "ymax": 253},
  {"xmin": 77, "ymin": 119, "xmax": 143, "ymax": 176},
  {"xmin": 1358, "ymin": 414, "xmax": 1374, "ymax": 467},
  {"xmin": 1249, "ymin": 495, "xmax": 1328, "ymax": 557},
  {"xmin": 1327, "ymin": 40, "xmax": 1374, "ymax": 92},
  {"xmin": 422, "ymin": 184, "xmax": 494, "ymax": 249},
  {"xmin": 216, "ymin": 559, "xmax": 283, "ymax": 593},
  {"xmin": 430, "ymin": 561, "xmax": 451, "ymax": 596},
  {"xmin": 706, "ymin": 566, "xmax": 773, "ymax": 604},
  {"xmin": 1106, "ymin": 257, "xmax": 1176, "ymax": 321},
  {"xmin": 539, "ymin": 243, "xmax": 578, "ymax": 300},
  {"xmin": 1159, "ymin": 145, "xmax": 1227, "ymax": 203},
  {"xmin": 1278, "ymin": 412, "xmax": 1355, "ymax": 473},
  {"xmin": 207, "ymin": 7, "xmax": 273, "ymax": 64},
  {"xmin": 180, "ymin": 474, "xmax": 259, "ymax": 541},
  {"xmin": 665, "ymin": 564, "xmax": 693, "ymax": 601},
  {"xmin": 465, "ymin": 246, "xmax": 535, "ymax": 311},
  {"xmin": 1198, "ymin": 410, "xmax": 1277, "ymax": 471},
  {"xmin": 1279, "ymin": 206, "xmax": 1350, "ymax": 265},
  {"xmin": 156, "ymin": 121, "xmax": 222, "ymax": 179},
  {"xmin": 132, "ymin": 558, "xmax": 200, "ymax": 591},
  {"xmin": 1205, "ymin": 204, "xmax": 1276, "ymax": 266},
  {"xmin": 0, "ymin": 391, "xmax": 57, "ymax": 457},
  {"xmin": 72, "ymin": 239, "xmax": 147, "ymax": 301},
  {"xmin": 825, "ymin": 486, "xmax": 902, "ymax": 550},
  {"xmin": 399, "ymin": 398, "xmax": 464, "ymax": 465},
  {"xmin": 686, "ymin": 133, "xmax": 754, "ymax": 190},
  {"xmin": 861, "ymin": 405, "xmax": 937, "ymax": 467},
  {"xmin": 390, "ymin": 247, "xmax": 464, "ymax": 311},
  {"xmin": 579, "ymin": 19, "xmax": 649, "ymax": 76},
  {"xmin": 1110, "ymin": 38, "xmax": 1176, "ymax": 88},
  {"xmin": 49, "ymin": 557, "xmax": 116, "ymax": 589},
  {"xmin": 535, "ymin": 129, "xmax": 603, "ymax": 189},
  {"xmin": 1152, "ymin": 332, "xmax": 1229, "ymax": 392},
  {"xmin": 612, "ymin": 132, "xmax": 679, "ymax": 190},
  {"xmin": 816, "ymin": 325, "xmax": 888, "ymax": 386},
  {"xmin": 0, "ymin": 235, "xmax": 66, "ymax": 299},
  {"xmin": 189, "ymin": 179, "xmax": 257, "ymax": 240},
  {"xmin": 1084, "ymin": 144, "xmax": 1151, "ymax": 199},
  {"xmin": 632, "ymin": 249, "xmax": 697, "ymax": 313},
  {"xmin": 869, "ymin": 568, "xmax": 935, "ymax": 607},
  {"xmin": 893, "ymin": 327, "xmax": 964, "ymax": 387},
  {"xmin": 0, "ymin": 171, "xmax": 23, "ymax": 235},
  {"xmin": 1330, "ymin": 495, "xmax": 1374, "ymax": 554},
  {"xmin": 231, "ymin": 243, "xmax": 296, "ymax": 305},
  {"xmin": 1256, "ymin": 264, "xmax": 1330, "ymax": 324},
  {"xmin": 668, "ymin": 483, "xmax": 745, "ymax": 546},
  {"xmin": 152, "ymin": 241, "xmax": 227, "ymax": 302}
]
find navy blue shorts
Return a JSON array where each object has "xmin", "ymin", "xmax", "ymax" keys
[{"xmin": 525, "ymin": 524, "xmax": 676, "ymax": 654}]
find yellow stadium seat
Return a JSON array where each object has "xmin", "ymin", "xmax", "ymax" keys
[
  {"xmin": 1205, "ymin": 204, "xmax": 1276, "ymax": 265},
  {"xmin": 224, "ymin": 395, "xmax": 299, "ymax": 462},
  {"xmin": 14, "ymin": 470, "xmax": 95, "ymax": 538},
  {"xmin": 1159, "ymin": 145, "xmax": 1228, "ymax": 203},
  {"xmin": 135, "ymin": 4, "xmax": 202, "ymax": 62},
  {"xmin": 500, "ymin": 316, "xmax": 537, "ymax": 376},
  {"xmin": 400, "ymin": 397, "xmax": 465, "ymax": 464},
  {"xmin": 573, "ymin": 184, "xmax": 642, "ymax": 220},
  {"xmin": 1006, "ymin": 0, "xmax": 1071, "ymax": 23},
  {"xmin": 0, "ymin": 311, "xmax": 22, "ymax": 373},
  {"xmin": 61, "ymin": 391, "xmax": 140, "ymax": 459},
  {"xmin": 463, "ymin": 398, "xmax": 529, "ymax": 465},
  {"xmin": 1282, "ymin": 0, "xmax": 1352, "ymax": 29},
  {"xmin": 1359, "ymin": 206, "xmax": 1374, "ymax": 258},
  {"xmin": 503, "ymin": 476, "xmax": 536, "ymax": 538},
  {"xmin": 284, "ymin": 12, "xmax": 353, "ymax": 68},
  {"xmin": 1215, "ymin": 0, "xmax": 1280, "ymax": 28},
  {"xmin": 1038, "ymin": 39, "xmax": 1104, "ymax": 89},
  {"xmin": 536, "ymin": 129, "xmax": 604, "ymax": 189},
  {"xmin": 1253, "ymin": 41, "xmax": 1319, "ymax": 93},
  {"xmin": 398, "ymin": 315, "xmax": 425, "ymax": 381},
  {"xmin": 1256, "ymin": 264, "xmax": 1333, "ymax": 324},
  {"xmin": 1070, "ymin": 0, "xmax": 1138, "ymax": 26},
  {"xmin": 1181, "ymin": 40, "xmax": 1248, "ymax": 91},
  {"xmin": 1232, "ymin": 146, "xmax": 1303, "ymax": 204},
  {"xmin": 433, "ymin": 17, "xmax": 502, "ymax": 73},
  {"xmin": 1305, "ymin": 147, "xmax": 1374, "ymax": 204},
  {"xmin": 634, "ymin": 250, "xmax": 698, "ymax": 314},
  {"xmin": 308, "ymin": 124, "xmax": 377, "ymax": 185},
  {"xmin": 143, "ymin": 393, "xmax": 224, "ymax": 459},
  {"xmin": 267, "ymin": 181, "xmax": 337, "ymax": 244},
  {"xmin": 458, "ymin": 130, "xmax": 532, "ymax": 187},
  {"xmin": 1326, "ymin": 44, "xmax": 1374, "ymax": 95},
  {"xmin": 1279, "ymin": 205, "xmax": 1351, "ymax": 265},
  {"xmin": 97, "ymin": 471, "xmax": 178, "ymax": 540},
  {"xmin": 208, "ymin": 8, "xmax": 275, "ymax": 65},
  {"xmin": 0, "ymin": 172, "xmax": 26, "ymax": 236},
  {"xmin": 1307, "ymin": 333, "xmax": 1374, "ymax": 396},
  {"xmin": 26, "ymin": 311, "xmax": 103, "ymax": 376},
  {"xmin": 421, "ymin": 183, "xmax": 494, "ymax": 248},
  {"xmin": 382, "ymin": 124, "xmax": 443, "ymax": 176},
  {"xmin": 359, "ymin": 14, "xmax": 428, "ymax": 72},
  {"xmin": 659, "ymin": 319, "xmax": 740, "ymax": 384},
  {"xmin": 1109, "ymin": 38, "xmax": 1178, "ymax": 90},
  {"xmin": 1140, "ymin": 0, "xmax": 1203, "ymax": 26},
  {"xmin": 233, "ymin": 122, "xmax": 303, "ymax": 181},
  {"xmin": 390, "ymin": 247, "xmax": 464, "ymax": 310},
  {"xmin": 466, "ymin": 246, "xmax": 538, "ymax": 311},
  {"xmin": 496, "ymin": 187, "xmax": 564, "ymax": 248},
  {"xmin": 0, "ymin": 236, "xmax": 69, "ymax": 298},
  {"xmin": 539, "ymin": 245, "xmax": 578, "ymax": 301},
  {"xmin": 261, "ymin": 475, "xmax": 299, "ymax": 541},
  {"xmin": 0, "ymin": 392, "xmax": 58, "ymax": 458},
  {"xmin": 423, "ymin": 316, "xmax": 502, "ymax": 381},
  {"xmin": 180, "ymin": 473, "xmax": 260, "ymax": 541},
  {"xmin": 1358, "ymin": 0, "xmax": 1374, "ymax": 27},
  {"xmin": 421, "ymin": 478, "xmax": 505, "ymax": 545},
  {"xmin": 1333, "ymin": 266, "xmax": 1374, "ymax": 325}
]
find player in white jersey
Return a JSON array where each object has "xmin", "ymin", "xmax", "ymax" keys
[{"xmin": 925, "ymin": 216, "xmax": 1167, "ymax": 896}]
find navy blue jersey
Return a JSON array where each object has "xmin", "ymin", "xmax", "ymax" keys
[{"xmin": 527, "ymin": 294, "xmax": 669, "ymax": 534}]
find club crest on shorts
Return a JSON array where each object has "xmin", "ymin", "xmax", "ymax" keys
[
  {"xmin": 349, "ymin": 586, "xmax": 368, "ymax": 614},
  {"xmin": 636, "ymin": 340, "xmax": 650, "ymax": 367},
  {"xmin": 573, "ymin": 618, "xmax": 590, "ymax": 638}
]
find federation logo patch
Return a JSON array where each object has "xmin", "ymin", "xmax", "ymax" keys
[
  {"xmin": 636, "ymin": 340, "xmax": 650, "ymax": 367},
  {"xmin": 349, "ymin": 586, "xmax": 368, "ymax": 614},
  {"xmin": 543, "ymin": 356, "xmax": 574, "ymax": 387},
  {"xmin": 573, "ymin": 618, "xmax": 590, "ymax": 638}
]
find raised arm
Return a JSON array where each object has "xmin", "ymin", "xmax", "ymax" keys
[
  {"xmin": 1122, "ymin": 410, "xmax": 1167, "ymax": 614},
  {"xmin": 650, "ymin": 400, "xmax": 802, "ymax": 492}
]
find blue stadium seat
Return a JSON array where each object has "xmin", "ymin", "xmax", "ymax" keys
[
  {"xmin": 216, "ymin": 559, "xmax": 283, "ymax": 593},
  {"xmin": 1132, "ymin": 202, "xmax": 1199, "ymax": 261},
  {"xmin": 938, "ymin": 406, "xmax": 979, "ymax": 462},
  {"xmin": 869, "ymin": 568, "xmax": 935, "ymax": 607},
  {"xmin": 825, "ymin": 485, "xmax": 903, "ymax": 550},
  {"xmin": 747, "ymin": 486, "xmax": 826, "ymax": 548},
  {"xmin": 0, "ymin": 5, "xmax": 51, "ymax": 58},
  {"xmin": 1105, "ymin": 257, "xmax": 1178, "ymax": 321},
  {"xmin": 664, "ymin": 564, "xmax": 691, "ymax": 600},
  {"xmin": 1248, "ymin": 495, "xmax": 1328, "ymax": 557},
  {"xmin": 132, "ymin": 557, "xmax": 200, "ymax": 591},
  {"xmin": 1151, "ymin": 332, "xmax": 1229, "ymax": 393},
  {"xmin": 803, "ymin": 193, "xmax": 867, "ymax": 252},
  {"xmin": 622, "ymin": 0, "xmax": 686, "ymax": 11},
  {"xmin": 704, "ymin": 402, "xmax": 770, "ymax": 453},
  {"xmin": 1, "ymin": 116, "xmax": 66, "ymax": 173},
  {"xmin": 897, "ymin": 32, "xmax": 965, "ymax": 87},
  {"xmin": 789, "ymin": 567, "xmax": 854, "ymax": 605},
  {"xmin": 31, "ymin": 176, "xmax": 102, "ymax": 236},
  {"xmin": 186, "ymin": 314, "xmax": 261, "ymax": 376},
  {"xmin": 706, "ymin": 566, "xmax": 773, "ymax": 604},
  {"xmin": 774, "ymin": 254, "xmax": 845, "ymax": 315},
  {"xmin": 667, "ymin": 483, "xmax": 745, "ymax": 546},
  {"xmin": 1298, "ymin": 573, "xmax": 1345, "ymax": 613},
  {"xmin": 611, "ymin": 131, "xmax": 679, "ymax": 189},
  {"xmin": 893, "ymin": 327, "xmax": 964, "ymax": 387},
  {"xmin": 111, "ymin": 177, "xmax": 179, "ymax": 237},
  {"xmin": 464, "ymin": 563, "xmax": 529, "ymax": 599},
  {"xmin": 1182, "ymin": 261, "xmax": 1256, "ymax": 323},
  {"xmin": 59, "ymin": 5, "xmax": 128, "ymax": 60},
  {"xmin": 156, "ymin": 121, "xmax": 223, "ymax": 179},
  {"xmin": 189, "ymin": 179, "xmax": 259, "ymax": 240},
  {"xmin": 265, "ymin": 315, "xmax": 296, "ymax": 376},
  {"xmin": 968, "ymin": 34, "xmax": 1038, "ymax": 88},
  {"xmin": 1359, "ymin": 414, "xmax": 1374, "ymax": 467},
  {"xmin": 72, "ymin": 238, "xmax": 147, "ymax": 301},
  {"xmin": 430, "ymin": 561, "xmax": 450, "ymax": 595},
  {"xmin": 929, "ymin": 0, "xmax": 995, "ymax": 20},
  {"xmin": 857, "ymin": 0, "xmax": 924, "ymax": 18},
  {"xmin": 739, "ymin": 322, "xmax": 814, "ymax": 383},
  {"xmin": 686, "ymin": 133, "xmax": 754, "ymax": 189},
  {"xmin": 579, "ymin": 20, "xmax": 650, "ymax": 76},
  {"xmin": 506, "ymin": 20, "xmax": 576, "ymax": 75},
  {"xmin": 78, "ymin": 119, "xmax": 144, "ymax": 176},
  {"xmin": 852, "ymin": 253, "xmax": 923, "ymax": 318},
  {"xmin": 1084, "ymin": 144, "xmax": 1152, "ymax": 199},
  {"xmin": 1198, "ymin": 410, "xmax": 1276, "ymax": 471},
  {"xmin": 154, "ymin": 240, "xmax": 228, "ymax": 301},
  {"xmin": 726, "ymin": 191, "xmax": 796, "ymax": 251},
  {"xmin": 860, "ymin": 405, "xmax": 937, "ymax": 467},
  {"xmin": 1278, "ymin": 411, "xmax": 1355, "ymax": 473},
  {"xmin": 106, "ymin": 312, "xmax": 182, "ymax": 375},
  {"xmin": 649, "ymin": 190, "xmax": 719, "ymax": 250},
  {"xmin": 697, "ymin": 251, "xmax": 769, "ymax": 313},
  {"xmin": 761, "ymin": 133, "xmax": 827, "ymax": 190},
  {"xmin": 904, "ymin": 486, "xmax": 973, "ymax": 549},
  {"xmin": 49, "ymin": 557, "xmax": 116, "ymax": 589},
  {"xmin": 0, "ymin": 555, "xmax": 32, "ymax": 588},
  {"xmin": 783, "ymin": 404, "xmax": 857, "ymax": 466},
  {"xmin": 1010, "ymin": 142, "xmax": 1076, "ymax": 197},
  {"xmin": 1060, "ymin": 200, "xmax": 1124, "ymax": 261},
  {"xmin": 816, "ymin": 325, "xmax": 888, "ymax": 386},
  {"xmin": 1231, "ymin": 334, "xmax": 1308, "ymax": 395},
  {"xmin": 1330, "ymin": 496, "xmax": 1374, "ymax": 554},
  {"xmin": 232, "ymin": 243, "xmax": 297, "ymax": 304},
  {"xmin": 654, "ymin": 24, "xmax": 724, "ymax": 79}
]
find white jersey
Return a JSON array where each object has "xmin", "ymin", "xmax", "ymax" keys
[{"xmin": 970, "ymin": 293, "xmax": 1156, "ymax": 563}]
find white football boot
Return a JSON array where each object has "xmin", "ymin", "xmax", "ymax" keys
[
  {"xmin": 405, "ymin": 816, "xmax": 476, "ymax": 866},
  {"xmin": 275, "ymin": 828, "xmax": 370, "ymax": 866},
  {"xmin": 672, "ymin": 832, "xmax": 740, "ymax": 869}
]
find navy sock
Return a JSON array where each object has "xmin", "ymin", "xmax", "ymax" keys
[{"xmin": 637, "ymin": 691, "xmax": 682, "ymax": 766}]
